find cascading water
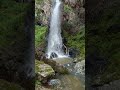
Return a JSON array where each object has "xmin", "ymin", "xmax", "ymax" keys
[
  {"xmin": 45, "ymin": 0, "xmax": 85, "ymax": 89},
  {"xmin": 46, "ymin": 0, "xmax": 67, "ymax": 59}
]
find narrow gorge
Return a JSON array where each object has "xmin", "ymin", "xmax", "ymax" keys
[{"xmin": 35, "ymin": 0, "xmax": 85, "ymax": 90}]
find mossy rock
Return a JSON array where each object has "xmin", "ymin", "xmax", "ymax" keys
[
  {"xmin": 0, "ymin": 79, "xmax": 23, "ymax": 90},
  {"xmin": 43, "ymin": 58, "xmax": 69, "ymax": 74},
  {"xmin": 35, "ymin": 60, "xmax": 55, "ymax": 78}
]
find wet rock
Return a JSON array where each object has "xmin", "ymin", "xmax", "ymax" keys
[
  {"xmin": 35, "ymin": 45, "xmax": 46, "ymax": 60},
  {"xmin": 74, "ymin": 60, "xmax": 85, "ymax": 75},
  {"xmin": 73, "ymin": 58, "xmax": 78, "ymax": 63},
  {"xmin": 73, "ymin": 57, "xmax": 83, "ymax": 63},
  {"xmin": 69, "ymin": 48, "xmax": 79, "ymax": 58},
  {"xmin": 43, "ymin": 58, "xmax": 69, "ymax": 74},
  {"xmin": 48, "ymin": 79, "xmax": 61, "ymax": 86},
  {"xmin": 50, "ymin": 52, "xmax": 58, "ymax": 59}
]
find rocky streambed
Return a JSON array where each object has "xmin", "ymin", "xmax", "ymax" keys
[{"xmin": 35, "ymin": 58, "xmax": 85, "ymax": 90}]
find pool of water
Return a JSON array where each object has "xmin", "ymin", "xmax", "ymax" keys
[
  {"xmin": 52, "ymin": 57, "xmax": 85, "ymax": 90},
  {"xmin": 58, "ymin": 75, "xmax": 85, "ymax": 90}
]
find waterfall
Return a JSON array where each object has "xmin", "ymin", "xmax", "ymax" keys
[{"xmin": 46, "ymin": 0, "xmax": 67, "ymax": 59}]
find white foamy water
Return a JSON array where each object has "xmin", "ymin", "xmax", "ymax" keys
[{"xmin": 46, "ymin": 0, "xmax": 67, "ymax": 59}]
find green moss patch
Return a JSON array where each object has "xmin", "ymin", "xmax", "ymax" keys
[
  {"xmin": 35, "ymin": 25, "xmax": 47, "ymax": 47},
  {"xmin": 63, "ymin": 26, "xmax": 85, "ymax": 58}
]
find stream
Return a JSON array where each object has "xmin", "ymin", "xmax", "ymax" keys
[
  {"xmin": 50, "ymin": 58, "xmax": 85, "ymax": 90},
  {"xmin": 45, "ymin": 0, "xmax": 85, "ymax": 89}
]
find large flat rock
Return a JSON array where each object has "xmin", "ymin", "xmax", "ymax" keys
[{"xmin": 52, "ymin": 57, "xmax": 73, "ymax": 65}]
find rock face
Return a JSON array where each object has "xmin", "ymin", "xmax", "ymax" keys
[
  {"xmin": 35, "ymin": 45, "xmax": 46, "ymax": 60},
  {"xmin": 35, "ymin": 0, "xmax": 85, "ymax": 59},
  {"xmin": 63, "ymin": 0, "xmax": 85, "ymax": 25},
  {"xmin": 35, "ymin": 0, "xmax": 51, "ymax": 25},
  {"xmin": 35, "ymin": 0, "xmax": 85, "ymax": 26},
  {"xmin": 69, "ymin": 48, "xmax": 79, "ymax": 58}
]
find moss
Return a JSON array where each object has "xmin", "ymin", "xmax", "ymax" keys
[
  {"xmin": 35, "ymin": 60, "xmax": 44, "ymax": 73},
  {"xmin": 64, "ymin": 5, "xmax": 73, "ymax": 13},
  {"xmin": 35, "ymin": 25, "xmax": 47, "ymax": 47},
  {"xmin": 35, "ymin": 60, "xmax": 55, "ymax": 76},
  {"xmin": 63, "ymin": 26, "xmax": 85, "ymax": 58},
  {"xmin": 35, "ymin": 79, "xmax": 41, "ymax": 86},
  {"xmin": 35, "ymin": 0, "xmax": 44, "ymax": 4}
]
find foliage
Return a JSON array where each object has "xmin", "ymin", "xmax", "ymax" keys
[
  {"xmin": 35, "ymin": 60, "xmax": 44, "ymax": 73},
  {"xmin": 63, "ymin": 26, "xmax": 85, "ymax": 58},
  {"xmin": 64, "ymin": 5, "xmax": 73, "ymax": 13},
  {"xmin": 35, "ymin": 25, "xmax": 47, "ymax": 47}
]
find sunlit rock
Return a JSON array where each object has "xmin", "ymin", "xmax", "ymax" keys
[{"xmin": 35, "ymin": 60, "xmax": 55, "ymax": 82}]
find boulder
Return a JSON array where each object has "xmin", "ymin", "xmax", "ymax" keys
[
  {"xmin": 50, "ymin": 52, "xmax": 58, "ymax": 59},
  {"xmin": 48, "ymin": 79, "xmax": 61, "ymax": 87},
  {"xmin": 43, "ymin": 58, "xmax": 69, "ymax": 74},
  {"xmin": 69, "ymin": 48, "xmax": 79, "ymax": 58},
  {"xmin": 74, "ymin": 60, "xmax": 85, "ymax": 75},
  {"xmin": 35, "ymin": 60, "xmax": 55, "ymax": 83}
]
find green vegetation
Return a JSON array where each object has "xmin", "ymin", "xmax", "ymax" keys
[
  {"xmin": 63, "ymin": 26, "xmax": 85, "ymax": 58},
  {"xmin": 64, "ymin": 5, "xmax": 73, "ymax": 13},
  {"xmin": 35, "ymin": 25, "xmax": 47, "ymax": 47},
  {"xmin": 35, "ymin": 0, "xmax": 44, "ymax": 4},
  {"xmin": 35, "ymin": 0, "xmax": 85, "ymax": 89},
  {"xmin": 35, "ymin": 60, "xmax": 44, "ymax": 74}
]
